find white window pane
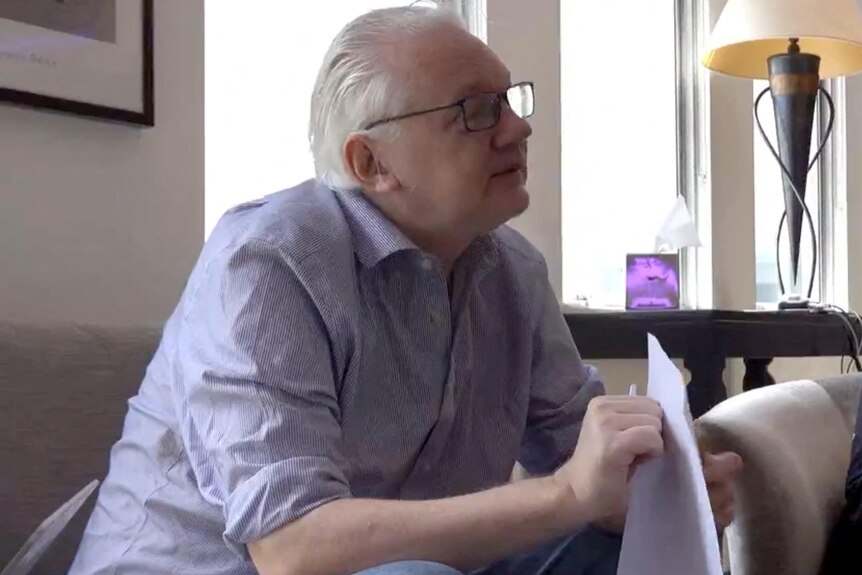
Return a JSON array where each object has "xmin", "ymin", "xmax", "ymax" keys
[
  {"xmin": 205, "ymin": 1, "xmax": 407, "ymax": 236},
  {"xmin": 753, "ymin": 80, "xmax": 821, "ymax": 305},
  {"xmin": 561, "ymin": 0, "xmax": 678, "ymax": 308}
]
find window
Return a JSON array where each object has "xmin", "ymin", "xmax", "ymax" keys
[
  {"xmin": 205, "ymin": 1, "xmax": 411, "ymax": 235},
  {"xmin": 560, "ymin": 0, "xmax": 684, "ymax": 308},
  {"xmin": 206, "ymin": 1, "xmax": 482, "ymax": 235}
]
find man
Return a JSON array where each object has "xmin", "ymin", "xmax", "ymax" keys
[{"xmin": 70, "ymin": 6, "xmax": 742, "ymax": 575}]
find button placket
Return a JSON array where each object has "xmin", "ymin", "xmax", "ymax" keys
[{"xmin": 417, "ymin": 255, "xmax": 450, "ymax": 332}]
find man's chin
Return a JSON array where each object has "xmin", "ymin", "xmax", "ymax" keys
[
  {"xmin": 507, "ymin": 184, "xmax": 530, "ymax": 214},
  {"xmin": 489, "ymin": 184, "xmax": 530, "ymax": 228}
]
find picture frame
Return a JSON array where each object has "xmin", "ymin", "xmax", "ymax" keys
[{"xmin": 0, "ymin": 0, "xmax": 154, "ymax": 126}]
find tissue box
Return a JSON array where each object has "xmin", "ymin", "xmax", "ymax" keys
[{"xmin": 625, "ymin": 253, "xmax": 680, "ymax": 310}]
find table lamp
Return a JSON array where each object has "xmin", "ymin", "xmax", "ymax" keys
[{"xmin": 702, "ymin": 0, "xmax": 862, "ymax": 307}]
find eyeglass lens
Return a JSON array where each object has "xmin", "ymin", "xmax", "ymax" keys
[{"xmin": 462, "ymin": 83, "xmax": 535, "ymax": 131}]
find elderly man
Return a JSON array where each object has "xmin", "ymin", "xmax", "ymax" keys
[{"xmin": 70, "ymin": 6, "xmax": 741, "ymax": 575}]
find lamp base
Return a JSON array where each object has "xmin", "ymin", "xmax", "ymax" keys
[{"xmin": 778, "ymin": 294, "xmax": 811, "ymax": 310}]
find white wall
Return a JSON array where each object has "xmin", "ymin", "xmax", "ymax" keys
[
  {"xmin": 487, "ymin": 0, "xmax": 563, "ymax": 299},
  {"xmin": 0, "ymin": 0, "xmax": 204, "ymax": 326}
]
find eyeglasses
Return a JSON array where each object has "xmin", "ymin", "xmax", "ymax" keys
[{"xmin": 363, "ymin": 81, "xmax": 535, "ymax": 132}]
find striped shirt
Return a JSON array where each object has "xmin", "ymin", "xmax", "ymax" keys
[{"xmin": 70, "ymin": 179, "xmax": 605, "ymax": 575}]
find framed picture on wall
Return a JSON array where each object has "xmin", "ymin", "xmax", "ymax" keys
[{"xmin": 0, "ymin": 0, "xmax": 153, "ymax": 126}]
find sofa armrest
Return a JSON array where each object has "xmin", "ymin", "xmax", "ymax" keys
[{"xmin": 695, "ymin": 378, "xmax": 859, "ymax": 575}]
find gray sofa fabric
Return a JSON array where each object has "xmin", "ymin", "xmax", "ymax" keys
[
  {"xmin": 0, "ymin": 322, "xmax": 160, "ymax": 574},
  {"xmin": 696, "ymin": 375, "xmax": 862, "ymax": 575}
]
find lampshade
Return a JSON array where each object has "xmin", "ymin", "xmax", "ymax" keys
[{"xmin": 703, "ymin": 0, "xmax": 862, "ymax": 79}]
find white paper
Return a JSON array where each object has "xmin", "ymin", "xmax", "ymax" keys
[
  {"xmin": 655, "ymin": 195, "xmax": 703, "ymax": 252},
  {"xmin": 617, "ymin": 334, "xmax": 723, "ymax": 575}
]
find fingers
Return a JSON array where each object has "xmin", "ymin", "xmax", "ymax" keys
[
  {"xmin": 707, "ymin": 481, "xmax": 734, "ymax": 513},
  {"xmin": 703, "ymin": 452, "xmax": 744, "ymax": 483},
  {"xmin": 703, "ymin": 452, "xmax": 742, "ymax": 528},
  {"xmin": 714, "ymin": 503, "xmax": 735, "ymax": 529},
  {"xmin": 611, "ymin": 425, "xmax": 665, "ymax": 464},
  {"xmin": 589, "ymin": 396, "xmax": 663, "ymax": 436},
  {"xmin": 590, "ymin": 395, "xmax": 663, "ymax": 419},
  {"xmin": 586, "ymin": 396, "xmax": 665, "ymax": 471},
  {"xmin": 606, "ymin": 413, "xmax": 664, "ymax": 432}
]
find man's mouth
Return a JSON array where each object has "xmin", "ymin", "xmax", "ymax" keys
[{"xmin": 494, "ymin": 163, "xmax": 526, "ymax": 178}]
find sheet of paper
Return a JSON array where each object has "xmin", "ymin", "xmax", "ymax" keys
[{"xmin": 617, "ymin": 334, "xmax": 723, "ymax": 575}]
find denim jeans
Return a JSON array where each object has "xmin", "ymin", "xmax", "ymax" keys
[{"xmin": 353, "ymin": 525, "xmax": 622, "ymax": 575}]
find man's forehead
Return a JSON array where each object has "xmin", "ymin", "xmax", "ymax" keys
[{"xmin": 388, "ymin": 28, "xmax": 510, "ymax": 102}]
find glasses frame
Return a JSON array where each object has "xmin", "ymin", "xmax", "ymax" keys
[{"xmin": 362, "ymin": 81, "xmax": 535, "ymax": 132}]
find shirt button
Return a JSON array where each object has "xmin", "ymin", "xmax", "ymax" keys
[{"xmin": 420, "ymin": 258, "xmax": 433, "ymax": 271}]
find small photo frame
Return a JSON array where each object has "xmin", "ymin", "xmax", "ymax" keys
[{"xmin": 625, "ymin": 253, "xmax": 681, "ymax": 311}]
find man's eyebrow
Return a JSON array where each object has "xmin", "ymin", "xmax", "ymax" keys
[
  {"xmin": 448, "ymin": 81, "xmax": 486, "ymax": 101},
  {"xmin": 448, "ymin": 75, "xmax": 512, "ymax": 101}
]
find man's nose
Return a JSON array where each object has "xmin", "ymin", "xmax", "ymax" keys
[{"xmin": 492, "ymin": 105, "xmax": 533, "ymax": 148}]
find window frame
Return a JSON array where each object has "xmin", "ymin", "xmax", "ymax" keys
[
  {"xmin": 676, "ymin": 0, "xmax": 713, "ymax": 309},
  {"xmin": 817, "ymin": 77, "xmax": 849, "ymax": 308},
  {"xmin": 459, "ymin": 0, "xmax": 486, "ymax": 40}
]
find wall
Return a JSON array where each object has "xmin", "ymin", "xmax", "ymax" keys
[
  {"xmin": 0, "ymin": 0, "xmax": 204, "ymax": 327},
  {"xmin": 486, "ymin": 0, "xmax": 563, "ymax": 299}
]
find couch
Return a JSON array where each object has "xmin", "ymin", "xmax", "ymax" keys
[
  {"xmin": 3, "ymin": 320, "xmax": 860, "ymax": 575},
  {"xmin": 0, "ymin": 322, "xmax": 161, "ymax": 574},
  {"xmin": 696, "ymin": 375, "xmax": 862, "ymax": 575}
]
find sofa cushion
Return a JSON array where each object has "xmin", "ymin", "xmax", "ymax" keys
[{"xmin": 0, "ymin": 322, "xmax": 160, "ymax": 574}]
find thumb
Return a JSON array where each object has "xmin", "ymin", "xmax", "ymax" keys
[{"xmin": 703, "ymin": 451, "xmax": 744, "ymax": 481}]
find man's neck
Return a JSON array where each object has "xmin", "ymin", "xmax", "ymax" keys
[{"xmin": 361, "ymin": 192, "xmax": 475, "ymax": 277}]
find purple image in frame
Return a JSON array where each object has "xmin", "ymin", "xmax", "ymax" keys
[{"xmin": 625, "ymin": 253, "xmax": 680, "ymax": 310}]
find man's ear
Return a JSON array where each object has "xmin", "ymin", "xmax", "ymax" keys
[{"xmin": 343, "ymin": 134, "xmax": 399, "ymax": 193}]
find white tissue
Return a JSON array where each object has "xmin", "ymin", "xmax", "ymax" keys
[{"xmin": 654, "ymin": 195, "xmax": 702, "ymax": 253}]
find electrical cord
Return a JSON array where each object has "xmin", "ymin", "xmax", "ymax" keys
[
  {"xmin": 810, "ymin": 303, "xmax": 862, "ymax": 373},
  {"xmin": 835, "ymin": 312, "xmax": 862, "ymax": 373},
  {"xmin": 839, "ymin": 307, "xmax": 862, "ymax": 373},
  {"xmin": 754, "ymin": 86, "xmax": 835, "ymax": 299}
]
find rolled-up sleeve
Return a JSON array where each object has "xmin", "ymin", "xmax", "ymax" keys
[
  {"xmin": 520, "ymin": 260, "xmax": 606, "ymax": 476},
  {"xmin": 174, "ymin": 239, "xmax": 351, "ymax": 557}
]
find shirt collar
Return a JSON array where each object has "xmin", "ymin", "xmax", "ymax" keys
[
  {"xmin": 335, "ymin": 187, "xmax": 418, "ymax": 268},
  {"xmin": 333, "ymin": 185, "xmax": 501, "ymax": 276},
  {"xmin": 456, "ymin": 232, "xmax": 501, "ymax": 285}
]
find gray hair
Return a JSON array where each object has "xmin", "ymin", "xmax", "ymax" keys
[{"xmin": 309, "ymin": 5, "xmax": 467, "ymax": 190}]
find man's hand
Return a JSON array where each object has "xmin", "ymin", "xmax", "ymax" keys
[
  {"xmin": 553, "ymin": 396, "xmax": 665, "ymax": 527},
  {"xmin": 703, "ymin": 451, "xmax": 744, "ymax": 528}
]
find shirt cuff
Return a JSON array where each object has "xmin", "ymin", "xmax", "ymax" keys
[{"xmin": 222, "ymin": 456, "xmax": 351, "ymax": 558}]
